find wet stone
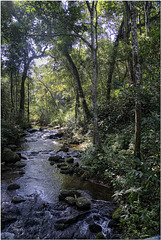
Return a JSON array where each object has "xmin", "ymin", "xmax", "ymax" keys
[
  {"xmin": 7, "ymin": 184, "xmax": 20, "ymax": 190},
  {"xmin": 59, "ymin": 190, "xmax": 81, "ymax": 201},
  {"xmin": 76, "ymin": 197, "xmax": 91, "ymax": 210},
  {"xmin": 12, "ymin": 198, "xmax": 26, "ymax": 204},
  {"xmin": 48, "ymin": 156, "xmax": 64, "ymax": 163},
  {"xmin": 60, "ymin": 170, "xmax": 70, "ymax": 174},
  {"xmin": 66, "ymin": 157, "xmax": 74, "ymax": 164},
  {"xmin": 57, "ymin": 163, "xmax": 67, "ymax": 168},
  {"xmin": 15, "ymin": 161, "xmax": 26, "ymax": 168},
  {"xmin": 65, "ymin": 196, "xmax": 76, "ymax": 206},
  {"xmin": 89, "ymin": 223, "xmax": 102, "ymax": 233}
]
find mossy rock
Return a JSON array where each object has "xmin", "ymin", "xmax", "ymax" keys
[
  {"xmin": 112, "ymin": 206, "xmax": 122, "ymax": 221},
  {"xmin": 65, "ymin": 196, "xmax": 76, "ymax": 206},
  {"xmin": 15, "ymin": 161, "xmax": 26, "ymax": 168},
  {"xmin": 12, "ymin": 198, "xmax": 26, "ymax": 204},
  {"xmin": 57, "ymin": 163, "xmax": 67, "ymax": 168},
  {"xmin": 60, "ymin": 165, "xmax": 69, "ymax": 171},
  {"xmin": 96, "ymin": 232, "xmax": 105, "ymax": 239},
  {"xmin": 48, "ymin": 156, "xmax": 64, "ymax": 162},
  {"xmin": 76, "ymin": 197, "xmax": 91, "ymax": 210},
  {"xmin": 50, "ymin": 162, "xmax": 55, "ymax": 165},
  {"xmin": 66, "ymin": 157, "xmax": 74, "ymax": 164},
  {"xmin": 59, "ymin": 189, "xmax": 81, "ymax": 201},
  {"xmin": 2, "ymin": 148, "xmax": 20, "ymax": 164},
  {"xmin": 60, "ymin": 170, "xmax": 70, "ymax": 174}
]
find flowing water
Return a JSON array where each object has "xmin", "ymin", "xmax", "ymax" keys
[{"xmin": 1, "ymin": 129, "xmax": 116, "ymax": 239}]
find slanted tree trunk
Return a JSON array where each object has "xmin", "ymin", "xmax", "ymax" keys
[
  {"xmin": 130, "ymin": 1, "xmax": 142, "ymax": 159},
  {"xmin": 64, "ymin": 50, "xmax": 91, "ymax": 121}
]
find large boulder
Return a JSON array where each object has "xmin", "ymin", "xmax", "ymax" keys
[
  {"xmin": 76, "ymin": 197, "xmax": 91, "ymax": 210},
  {"xmin": 2, "ymin": 148, "xmax": 20, "ymax": 164}
]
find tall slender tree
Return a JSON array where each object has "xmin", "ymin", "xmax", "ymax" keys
[{"xmin": 129, "ymin": 1, "xmax": 142, "ymax": 159}]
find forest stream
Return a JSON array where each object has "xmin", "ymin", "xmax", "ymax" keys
[{"xmin": 1, "ymin": 128, "xmax": 116, "ymax": 239}]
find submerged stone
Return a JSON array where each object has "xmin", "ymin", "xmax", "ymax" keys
[
  {"xmin": 12, "ymin": 198, "xmax": 26, "ymax": 204},
  {"xmin": 7, "ymin": 184, "xmax": 20, "ymax": 190}
]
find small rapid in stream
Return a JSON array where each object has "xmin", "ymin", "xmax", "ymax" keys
[{"xmin": 1, "ymin": 128, "xmax": 116, "ymax": 239}]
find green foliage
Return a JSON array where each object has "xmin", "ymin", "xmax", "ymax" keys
[{"xmin": 1, "ymin": 119, "xmax": 22, "ymax": 149}]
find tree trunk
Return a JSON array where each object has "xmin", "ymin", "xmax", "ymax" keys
[
  {"xmin": 27, "ymin": 78, "xmax": 30, "ymax": 124},
  {"xmin": 106, "ymin": 19, "xmax": 124, "ymax": 101},
  {"xmin": 124, "ymin": 2, "xmax": 135, "ymax": 85},
  {"xmin": 130, "ymin": 1, "xmax": 142, "ymax": 159},
  {"xmin": 75, "ymin": 89, "xmax": 80, "ymax": 124},
  {"xmin": 19, "ymin": 65, "xmax": 28, "ymax": 120},
  {"xmin": 65, "ymin": 50, "xmax": 91, "ymax": 121},
  {"xmin": 86, "ymin": 1, "xmax": 100, "ymax": 146},
  {"xmin": 10, "ymin": 71, "xmax": 14, "ymax": 111}
]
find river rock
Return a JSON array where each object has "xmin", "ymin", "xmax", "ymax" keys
[
  {"xmin": 57, "ymin": 163, "xmax": 67, "ymax": 168},
  {"xmin": 12, "ymin": 198, "xmax": 26, "ymax": 204},
  {"xmin": 50, "ymin": 132, "xmax": 64, "ymax": 138},
  {"xmin": 76, "ymin": 197, "xmax": 91, "ymax": 210},
  {"xmin": 89, "ymin": 223, "xmax": 102, "ymax": 233},
  {"xmin": 2, "ymin": 148, "xmax": 20, "ymax": 164},
  {"xmin": 7, "ymin": 184, "xmax": 20, "ymax": 190},
  {"xmin": 7, "ymin": 145, "xmax": 17, "ymax": 151},
  {"xmin": 28, "ymin": 128, "xmax": 38, "ymax": 133},
  {"xmin": 60, "ymin": 170, "xmax": 70, "ymax": 174},
  {"xmin": 59, "ymin": 190, "xmax": 81, "ymax": 201},
  {"xmin": 50, "ymin": 162, "xmax": 55, "ymax": 165},
  {"xmin": 60, "ymin": 165, "xmax": 69, "ymax": 171},
  {"xmin": 65, "ymin": 197, "xmax": 76, "ymax": 206},
  {"xmin": 15, "ymin": 161, "xmax": 26, "ymax": 168},
  {"xmin": 96, "ymin": 232, "xmax": 105, "ymax": 239},
  {"xmin": 112, "ymin": 206, "xmax": 122, "ymax": 221},
  {"xmin": 48, "ymin": 156, "xmax": 64, "ymax": 163},
  {"xmin": 66, "ymin": 157, "xmax": 74, "ymax": 164}
]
